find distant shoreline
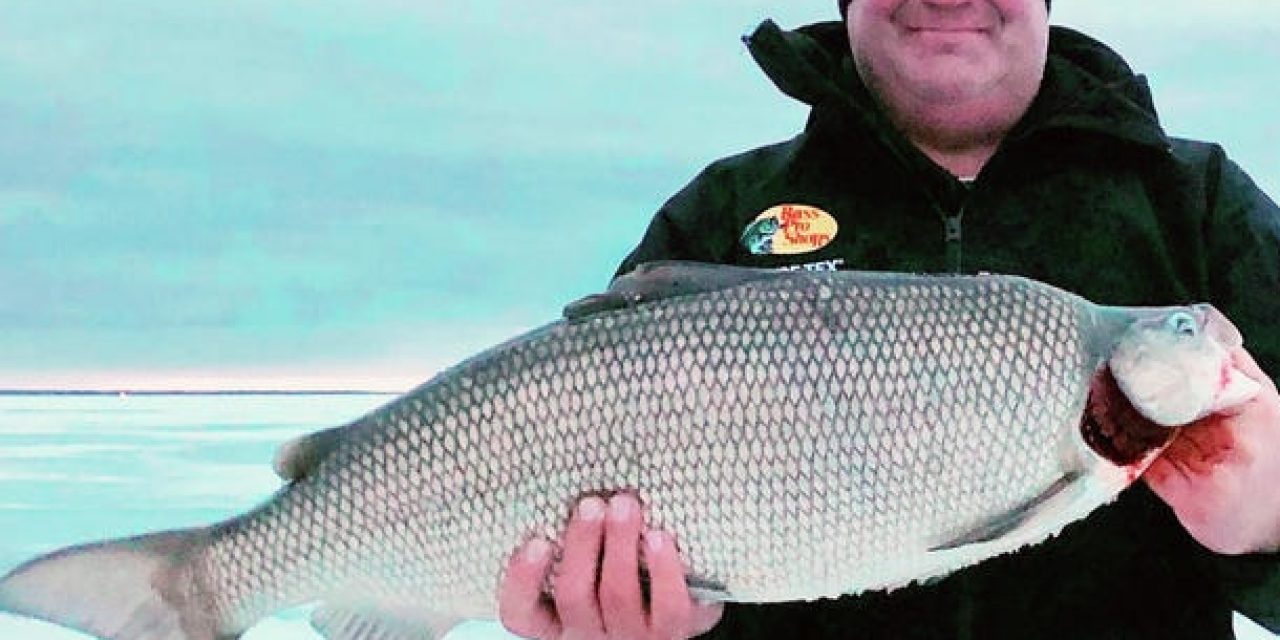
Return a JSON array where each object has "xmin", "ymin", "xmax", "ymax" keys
[{"xmin": 0, "ymin": 389, "xmax": 400, "ymax": 397}]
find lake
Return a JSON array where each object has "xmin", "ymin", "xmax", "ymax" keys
[
  {"xmin": 0, "ymin": 393, "xmax": 513, "ymax": 640},
  {"xmin": 0, "ymin": 393, "xmax": 1272, "ymax": 639}
]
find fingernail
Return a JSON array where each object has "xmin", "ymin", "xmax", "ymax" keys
[
  {"xmin": 645, "ymin": 531, "xmax": 666, "ymax": 552},
  {"xmin": 524, "ymin": 538, "xmax": 552, "ymax": 563},
  {"xmin": 609, "ymin": 495, "xmax": 634, "ymax": 521},
  {"xmin": 576, "ymin": 497, "xmax": 606, "ymax": 521}
]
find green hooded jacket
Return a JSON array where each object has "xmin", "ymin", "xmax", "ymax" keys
[{"xmin": 617, "ymin": 19, "xmax": 1280, "ymax": 640}]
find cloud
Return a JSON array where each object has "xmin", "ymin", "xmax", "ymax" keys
[{"xmin": 0, "ymin": 1, "xmax": 1275, "ymax": 387}]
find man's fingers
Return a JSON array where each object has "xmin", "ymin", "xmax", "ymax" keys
[
  {"xmin": 689, "ymin": 601, "xmax": 727, "ymax": 637},
  {"xmin": 644, "ymin": 530, "xmax": 696, "ymax": 637},
  {"xmin": 499, "ymin": 538, "xmax": 562, "ymax": 640},
  {"xmin": 502, "ymin": 495, "xmax": 727, "ymax": 640},
  {"xmin": 599, "ymin": 493, "xmax": 647, "ymax": 637},
  {"xmin": 552, "ymin": 496, "xmax": 608, "ymax": 636}
]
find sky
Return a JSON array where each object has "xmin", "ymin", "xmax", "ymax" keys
[{"xmin": 0, "ymin": 1, "xmax": 1277, "ymax": 392}]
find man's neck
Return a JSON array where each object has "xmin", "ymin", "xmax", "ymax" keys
[
  {"xmin": 872, "ymin": 86, "xmax": 1037, "ymax": 180},
  {"xmin": 894, "ymin": 105, "xmax": 1019, "ymax": 179},
  {"xmin": 910, "ymin": 138, "xmax": 1000, "ymax": 180}
]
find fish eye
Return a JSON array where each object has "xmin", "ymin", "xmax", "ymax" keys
[{"xmin": 1164, "ymin": 311, "xmax": 1198, "ymax": 337}]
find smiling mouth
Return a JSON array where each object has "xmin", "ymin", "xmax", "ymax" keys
[{"xmin": 906, "ymin": 26, "xmax": 988, "ymax": 35}]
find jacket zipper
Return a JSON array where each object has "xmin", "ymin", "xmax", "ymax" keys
[
  {"xmin": 852, "ymin": 111, "xmax": 975, "ymax": 274},
  {"xmin": 943, "ymin": 204, "xmax": 965, "ymax": 274}
]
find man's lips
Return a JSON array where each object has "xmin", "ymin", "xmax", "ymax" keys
[
  {"xmin": 904, "ymin": 25, "xmax": 991, "ymax": 34},
  {"xmin": 901, "ymin": 25, "xmax": 993, "ymax": 43}
]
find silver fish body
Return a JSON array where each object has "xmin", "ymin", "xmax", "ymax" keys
[{"xmin": 0, "ymin": 263, "xmax": 1257, "ymax": 640}]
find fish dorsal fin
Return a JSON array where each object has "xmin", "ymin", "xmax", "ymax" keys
[
  {"xmin": 563, "ymin": 261, "xmax": 785, "ymax": 320},
  {"xmin": 273, "ymin": 426, "xmax": 344, "ymax": 481}
]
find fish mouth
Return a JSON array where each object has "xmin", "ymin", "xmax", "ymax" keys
[{"xmin": 1081, "ymin": 366, "xmax": 1177, "ymax": 467}]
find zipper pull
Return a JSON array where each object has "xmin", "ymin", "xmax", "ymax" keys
[{"xmin": 944, "ymin": 208, "xmax": 964, "ymax": 273}]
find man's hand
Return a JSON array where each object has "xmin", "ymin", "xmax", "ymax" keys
[
  {"xmin": 1144, "ymin": 346, "xmax": 1280, "ymax": 555},
  {"xmin": 498, "ymin": 494, "xmax": 724, "ymax": 639}
]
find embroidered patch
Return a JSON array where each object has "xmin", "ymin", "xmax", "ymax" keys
[{"xmin": 741, "ymin": 204, "xmax": 838, "ymax": 256}]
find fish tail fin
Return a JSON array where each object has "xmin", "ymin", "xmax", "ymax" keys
[{"xmin": 0, "ymin": 526, "xmax": 242, "ymax": 640}]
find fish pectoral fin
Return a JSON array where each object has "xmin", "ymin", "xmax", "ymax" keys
[
  {"xmin": 311, "ymin": 603, "xmax": 463, "ymax": 640},
  {"xmin": 563, "ymin": 261, "xmax": 785, "ymax": 320},
  {"xmin": 272, "ymin": 426, "xmax": 345, "ymax": 481},
  {"xmin": 928, "ymin": 471, "xmax": 1083, "ymax": 553}
]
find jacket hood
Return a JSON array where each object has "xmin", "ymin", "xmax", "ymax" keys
[{"xmin": 743, "ymin": 19, "xmax": 1170, "ymax": 151}]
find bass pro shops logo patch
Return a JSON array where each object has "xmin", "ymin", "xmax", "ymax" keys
[{"xmin": 740, "ymin": 204, "xmax": 838, "ymax": 256}]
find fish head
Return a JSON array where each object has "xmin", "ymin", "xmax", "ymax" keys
[{"xmin": 1108, "ymin": 304, "xmax": 1260, "ymax": 427}]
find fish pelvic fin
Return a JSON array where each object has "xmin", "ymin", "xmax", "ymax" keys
[
  {"xmin": 311, "ymin": 603, "xmax": 462, "ymax": 640},
  {"xmin": 683, "ymin": 575, "xmax": 731, "ymax": 602},
  {"xmin": 0, "ymin": 526, "xmax": 239, "ymax": 640}
]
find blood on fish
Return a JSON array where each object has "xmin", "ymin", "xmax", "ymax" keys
[{"xmin": 1081, "ymin": 367, "xmax": 1175, "ymax": 466}]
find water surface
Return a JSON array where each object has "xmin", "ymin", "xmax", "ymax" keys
[{"xmin": 0, "ymin": 393, "xmax": 514, "ymax": 639}]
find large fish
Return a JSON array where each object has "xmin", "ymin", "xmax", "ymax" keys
[{"xmin": 0, "ymin": 262, "xmax": 1261, "ymax": 640}]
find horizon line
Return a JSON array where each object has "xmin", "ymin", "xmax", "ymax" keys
[{"xmin": 0, "ymin": 389, "xmax": 404, "ymax": 397}]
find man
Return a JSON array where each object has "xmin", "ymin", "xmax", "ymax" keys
[{"xmin": 499, "ymin": 0, "xmax": 1280, "ymax": 637}]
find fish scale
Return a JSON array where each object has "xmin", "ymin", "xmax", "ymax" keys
[
  {"xmin": 190, "ymin": 272, "xmax": 1088, "ymax": 627},
  {"xmin": 1, "ymin": 264, "xmax": 1257, "ymax": 640}
]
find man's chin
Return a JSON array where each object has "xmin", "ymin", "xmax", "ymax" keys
[{"xmin": 906, "ymin": 74, "xmax": 1001, "ymax": 105}]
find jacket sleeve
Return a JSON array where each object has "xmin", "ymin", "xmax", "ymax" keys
[
  {"xmin": 614, "ymin": 162, "xmax": 742, "ymax": 279},
  {"xmin": 1196, "ymin": 148, "xmax": 1280, "ymax": 632}
]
